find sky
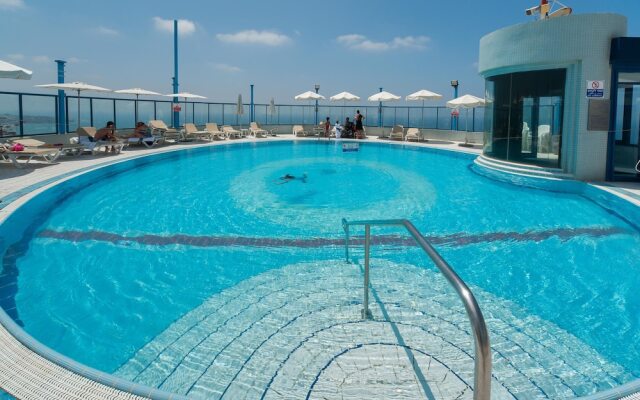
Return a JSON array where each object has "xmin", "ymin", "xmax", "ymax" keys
[{"xmin": 1, "ymin": 0, "xmax": 640, "ymax": 105}]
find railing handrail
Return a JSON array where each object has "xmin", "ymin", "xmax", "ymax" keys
[{"xmin": 341, "ymin": 218, "xmax": 491, "ymax": 400}]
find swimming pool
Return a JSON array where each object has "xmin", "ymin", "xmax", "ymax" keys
[{"xmin": 1, "ymin": 140, "xmax": 639, "ymax": 399}]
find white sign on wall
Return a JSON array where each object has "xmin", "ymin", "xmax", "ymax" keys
[{"xmin": 586, "ymin": 80, "xmax": 605, "ymax": 98}]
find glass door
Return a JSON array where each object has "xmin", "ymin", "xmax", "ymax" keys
[{"xmin": 612, "ymin": 72, "xmax": 640, "ymax": 180}]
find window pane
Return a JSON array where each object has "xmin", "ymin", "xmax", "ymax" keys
[
  {"xmin": 484, "ymin": 69, "xmax": 565, "ymax": 168},
  {"xmin": 22, "ymin": 95, "xmax": 57, "ymax": 135},
  {"xmin": 92, "ymin": 99, "xmax": 114, "ymax": 129},
  {"xmin": 208, "ymin": 104, "xmax": 223, "ymax": 123},
  {"xmin": 114, "ymin": 100, "xmax": 135, "ymax": 129},
  {"xmin": 194, "ymin": 103, "xmax": 207, "ymax": 125},
  {"xmin": 155, "ymin": 102, "xmax": 172, "ymax": 126},
  {"xmin": 0, "ymin": 93, "xmax": 20, "ymax": 137},
  {"xmin": 67, "ymin": 97, "xmax": 91, "ymax": 132},
  {"xmin": 137, "ymin": 101, "xmax": 155, "ymax": 123}
]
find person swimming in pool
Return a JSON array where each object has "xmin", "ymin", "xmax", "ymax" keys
[{"xmin": 277, "ymin": 173, "xmax": 307, "ymax": 184}]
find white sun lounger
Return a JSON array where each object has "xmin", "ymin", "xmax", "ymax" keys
[
  {"xmin": 148, "ymin": 120, "xmax": 180, "ymax": 142},
  {"xmin": 249, "ymin": 122, "xmax": 268, "ymax": 138},
  {"xmin": 292, "ymin": 125, "xmax": 310, "ymax": 137},
  {"xmin": 205, "ymin": 123, "xmax": 226, "ymax": 140},
  {"xmin": 9, "ymin": 137, "xmax": 84, "ymax": 156},
  {"xmin": 182, "ymin": 123, "xmax": 209, "ymax": 141},
  {"xmin": 0, "ymin": 144, "xmax": 61, "ymax": 168},
  {"xmin": 389, "ymin": 125, "xmax": 404, "ymax": 140},
  {"xmin": 222, "ymin": 125, "xmax": 242, "ymax": 139},
  {"xmin": 405, "ymin": 128, "xmax": 421, "ymax": 141}
]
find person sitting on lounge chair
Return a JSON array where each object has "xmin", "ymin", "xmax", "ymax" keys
[
  {"xmin": 95, "ymin": 121, "xmax": 119, "ymax": 152},
  {"xmin": 342, "ymin": 118, "xmax": 355, "ymax": 138},
  {"xmin": 95, "ymin": 121, "xmax": 117, "ymax": 141},
  {"xmin": 129, "ymin": 122, "xmax": 148, "ymax": 138}
]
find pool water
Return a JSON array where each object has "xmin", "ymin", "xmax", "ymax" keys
[{"xmin": 1, "ymin": 141, "xmax": 639, "ymax": 399}]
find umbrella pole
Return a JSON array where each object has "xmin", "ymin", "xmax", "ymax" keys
[
  {"xmin": 135, "ymin": 94, "xmax": 139, "ymax": 124},
  {"xmin": 421, "ymin": 100, "xmax": 425, "ymax": 131},
  {"xmin": 77, "ymin": 90, "xmax": 81, "ymax": 130}
]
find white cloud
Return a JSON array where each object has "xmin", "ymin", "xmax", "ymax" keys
[
  {"xmin": 153, "ymin": 17, "xmax": 196, "ymax": 35},
  {"xmin": 32, "ymin": 55, "xmax": 51, "ymax": 64},
  {"xmin": 7, "ymin": 53, "xmax": 25, "ymax": 61},
  {"xmin": 96, "ymin": 26, "xmax": 119, "ymax": 36},
  {"xmin": 212, "ymin": 63, "xmax": 241, "ymax": 73},
  {"xmin": 0, "ymin": 0, "xmax": 25, "ymax": 9},
  {"xmin": 216, "ymin": 30, "xmax": 291, "ymax": 46},
  {"xmin": 337, "ymin": 34, "xmax": 430, "ymax": 51}
]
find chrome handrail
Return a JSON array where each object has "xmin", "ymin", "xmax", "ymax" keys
[{"xmin": 341, "ymin": 218, "xmax": 491, "ymax": 400}]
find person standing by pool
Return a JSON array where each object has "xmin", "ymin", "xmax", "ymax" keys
[
  {"xmin": 355, "ymin": 110, "xmax": 365, "ymax": 139},
  {"xmin": 324, "ymin": 117, "xmax": 331, "ymax": 137},
  {"xmin": 333, "ymin": 120, "xmax": 343, "ymax": 138}
]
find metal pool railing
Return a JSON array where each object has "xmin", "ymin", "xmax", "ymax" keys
[{"xmin": 341, "ymin": 218, "xmax": 492, "ymax": 400}]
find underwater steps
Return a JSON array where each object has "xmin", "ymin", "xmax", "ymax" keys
[{"xmin": 117, "ymin": 260, "xmax": 631, "ymax": 400}]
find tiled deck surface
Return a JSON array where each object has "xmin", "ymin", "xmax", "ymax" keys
[{"xmin": 1, "ymin": 135, "xmax": 638, "ymax": 399}]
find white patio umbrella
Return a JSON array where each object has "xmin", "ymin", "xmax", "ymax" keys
[
  {"xmin": 236, "ymin": 94, "xmax": 245, "ymax": 127},
  {"xmin": 294, "ymin": 91, "xmax": 325, "ymax": 124},
  {"xmin": 0, "ymin": 60, "xmax": 32, "ymax": 80},
  {"xmin": 447, "ymin": 94, "xmax": 485, "ymax": 142},
  {"xmin": 446, "ymin": 94, "xmax": 485, "ymax": 109},
  {"xmin": 163, "ymin": 92, "xmax": 207, "ymax": 126},
  {"xmin": 36, "ymin": 82, "xmax": 111, "ymax": 129},
  {"xmin": 114, "ymin": 88, "xmax": 161, "ymax": 123},
  {"xmin": 406, "ymin": 89, "xmax": 442, "ymax": 128},
  {"xmin": 330, "ymin": 91, "xmax": 360, "ymax": 121},
  {"xmin": 269, "ymin": 98, "xmax": 276, "ymax": 123},
  {"xmin": 368, "ymin": 91, "xmax": 400, "ymax": 127}
]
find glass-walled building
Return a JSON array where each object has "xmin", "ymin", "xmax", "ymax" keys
[
  {"xmin": 478, "ymin": 13, "xmax": 629, "ymax": 181},
  {"xmin": 609, "ymin": 38, "xmax": 640, "ymax": 181},
  {"xmin": 484, "ymin": 69, "xmax": 565, "ymax": 168}
]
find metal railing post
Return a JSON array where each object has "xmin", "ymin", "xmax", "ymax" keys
[{"xmin": 362, "ymin": 224, "xmax": 372, "ymax": 319}]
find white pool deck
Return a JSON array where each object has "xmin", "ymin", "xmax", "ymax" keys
[{"xmin": 0, "ymin": 135, "xmax": 639, "ymax": 400}]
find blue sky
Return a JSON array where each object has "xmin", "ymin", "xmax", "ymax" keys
[{"xmin": 1, "ymin": 0, "xmax": 639, "ymax": 105}]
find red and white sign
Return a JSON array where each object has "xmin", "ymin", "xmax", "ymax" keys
[{"xmin": 586, "ymin": 80, "xmax": 605, "ymax": 99}]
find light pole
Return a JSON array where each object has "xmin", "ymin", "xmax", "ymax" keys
[
  {"xmin": 450, "ymin": 80, "xmax": 459, "ymax": 130},
  {"xmin": 314, "ymin": 84, "xmax": 320, "ymax": 125}
]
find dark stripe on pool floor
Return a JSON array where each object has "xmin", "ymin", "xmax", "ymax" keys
[{"xmin": 37, "ymin": 226, "xmax": 628, "ymax": 248}]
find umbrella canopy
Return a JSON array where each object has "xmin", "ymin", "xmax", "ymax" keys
[
  {"xmin": 406, "ymin": 89, "xmax": 442, "ymax": 101},
  {"xmin": 163, "ymin": 92, "xmax": 207, "ymax": 99},
  {"xmin": 115, "ymin": 88, "xmax": 161, "ymax": 123},
  {"xmin": 36, "ymin": 81, "xmax": 111, "ymax": 92},
  {"xmin": 269, "ymin": 98, "xmax": 276, "ymax": 115},
  {"xmin": 294, "ymin": 91, "xmax": 325, "ymax": 101},
  {"xmin": 330, "ymin": 91, "xmax": 360, "ymax": 102},
  {"xmin": 367, "ymin": 91, "xmax": 401, "ymax": 102},
  {"xmin": 115, "ymin": 88, "xmax": 161, "ymax": 96},
  {"xmin": 447, "ymin": 94, "xmax": 485, "ymax": 134},
  {"xmin": 406, "ymin": 89, "xmax": 442, "ymax": 128},
  {"xmin": 0, "ymin": 60, "xmax": 32, "ymax": 80},
  {"xmin": 446, "ymin": 94, "xmax": 485, "ymax": 108},
  {"xmin": 236, "ymin": 94, "xmax": 244, "ymax": 115},
  {"xmin": 36, "ymin": 82, "xmax": 111, "ymax": 130},
  {"xmin": 330, "ymin": 91, "xmax": 360, "ymax": 121},
  {"xmin": 163, "ymin": 92, "xmax": 206, "ymax": 127}
]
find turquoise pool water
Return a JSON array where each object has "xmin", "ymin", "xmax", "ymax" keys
[{"xmin": 1, "ymin": 141, "xmax": 639, "ymax": 399}]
